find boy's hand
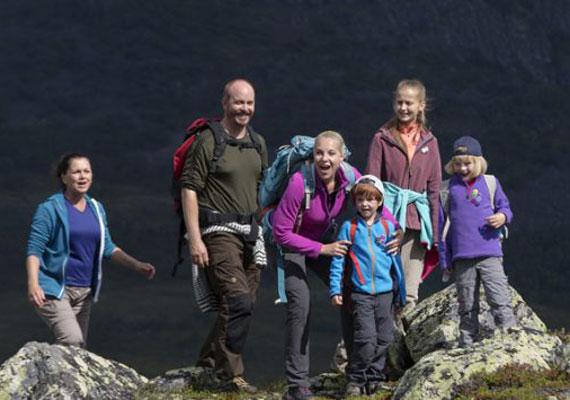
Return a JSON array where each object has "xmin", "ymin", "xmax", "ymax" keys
[
  {"xmin": 321, "ymin": 240, "xmax": 352, "ymax": 257},
  {"xmin": 331, "ymin": 295, "xmax": 343, "ymax": 306},
  {"xmin": 485, "ymin": 212, "xmax": 506, "ymax": 229}
]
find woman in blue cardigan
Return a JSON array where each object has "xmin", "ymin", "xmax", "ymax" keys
[{"xmin": 26, "ymin": 153, "xmax": 156, "ymax": 347}]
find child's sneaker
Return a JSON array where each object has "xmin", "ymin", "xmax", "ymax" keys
[{"xmin": 282, "ymin": 386, "xmax": 316, "ymax": 400}]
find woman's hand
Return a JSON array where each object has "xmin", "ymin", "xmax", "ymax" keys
[
  {"xmin": 137, "ymin": 262, "xmax": 156, "ymax": 280},
  {"xmin": 331, "ymin": 295, "xmax": 343, "ymax": 306},
  {"xmin": 320, "ymin": 240, "xmax": 352, "ymax": 257},
  {"xmin": 485, "ymin": 212, "xmax": 506, "ymax": 229},
  {"xmin": 386, "ymin": 228, "xmax": 404, "ymax": 255},
  {"xmin": 28, "ymin": 284, "xmax": 45, "ymax": 307}
]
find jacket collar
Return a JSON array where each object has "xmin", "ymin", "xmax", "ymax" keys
[{"xmin": 379, "ymin": 126, "xmax": 435, "ymax": 153}]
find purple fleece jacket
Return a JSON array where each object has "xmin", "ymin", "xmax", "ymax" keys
[
  {"xmin": 271, "ymin": 166, "xmax": 399, "ymax": 259},
  {"xmin": 438, "ymin": 174, "xmax": 513, "ymax": 269},
  {"xmin": 365, "ymin": 126, "xmax": 441, "ymax": 243}
]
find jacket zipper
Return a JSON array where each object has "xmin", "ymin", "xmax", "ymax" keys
[{"xmin": 368, "ymin": 224, "xmax": 375, "ymax": 295}]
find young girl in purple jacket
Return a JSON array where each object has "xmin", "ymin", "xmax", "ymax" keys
[{"xmin": 438, "ymin": 136, "xmax": 516, "ymax": 347}]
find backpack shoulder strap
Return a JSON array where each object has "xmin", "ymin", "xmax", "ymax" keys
[
  {"xmin": 483, "ymin": 174, "xmax": 497, "ymax": 209},
  {"xmin": 205, "ymin": 121, "xmax": 228, "ymax": 173},
  {"xmin": 380, "ymin": 217, "xmax": 389, "ymax": 238},
  {"xmin": 440, "ymin": 179, "xmax": 451, "ymax": 243},
  {"xmin": 340, "ymin": 162, "xmax": 356, "ymax": 194},
  {"xmin": 246, "ymin": 125, "xmax": 263, "ymax": 156},
  {"xmin": 350, "ymin": 216, "xmax": 358, "ymax": 243}
]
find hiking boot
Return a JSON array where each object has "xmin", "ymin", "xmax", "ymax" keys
[
  {"xmin": 221, "ymin": 376, "xmax": 257, "ymax": 393},
  {"xmin": 365, "ymin": 375, "xmax": 387, "ymax": 395},
  {"xmin": 345, "ymin": 382, "xmax": 362, "ymax": 397},
  {"xmin": 283, "ymin": 386, "xmax": 316, "ymax": 400}
]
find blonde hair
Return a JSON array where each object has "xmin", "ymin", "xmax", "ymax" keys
[
  {"xmin": 444, "ymin": 155, "xmax": 488, "ymax": 178},
  {"xmin": 385, "ymin": 79, "xmax": 428, "ymax": 130},
  {"xmin": 315, "ymin": 130, "xmax": 346, "ymax": 157}
]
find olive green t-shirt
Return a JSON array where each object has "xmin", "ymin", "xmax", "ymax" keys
[{"xmin": 181, "ymin": 128, "xmax": 268, "ymax": 215}]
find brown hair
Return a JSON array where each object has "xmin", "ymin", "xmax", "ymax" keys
[
  {"xmin": 352, "ymin": 183, "xmax": 383, "ymax": 204},
  {"xmin": 53, "ymin": 153, "xmax": 90, "ymax": 191}
]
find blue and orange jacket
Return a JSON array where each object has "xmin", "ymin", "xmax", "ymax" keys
[{"xmin": 329, "ymin": 214, "xmax": 406, "ymax": 306}]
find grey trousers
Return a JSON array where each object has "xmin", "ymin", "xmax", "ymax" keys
[
  {"xmin": 35, "ymin": 286, "xmax": 92, "ymax": 348},
  {"xmin": 284, "ymin": 253, "xmax": 352, "ymax": 389},
  {"xmin": 346, "ymin": 291, "xmax": 393, "ymax": 386},
  {"xmin": 455, "ymin": 257, "xmax": 516, "ymax": 346}
]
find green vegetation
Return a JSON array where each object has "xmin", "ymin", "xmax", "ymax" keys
[{"xmin": 454, "ymin": 364, "xmax": 570, "ymax": 400}]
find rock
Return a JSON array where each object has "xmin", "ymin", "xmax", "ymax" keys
[
  {"xmin": 403, "ymin": 284, "xmax": 547, "ymax": 362},
  {"xmin": 0, "ymin": 341, "xmax": 147, "ymax": 400},
  {"xmin": 145, "ymin": 366, "xmax": 221, "ymax": 393},
  {"xmin": 392, "ymin": 327, "xmax": 562, "ymax": 400}
]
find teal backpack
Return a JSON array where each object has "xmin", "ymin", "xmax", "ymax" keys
[{"xmin": 259, "ymin": 135, "xmax": 356, "ymax": 303}]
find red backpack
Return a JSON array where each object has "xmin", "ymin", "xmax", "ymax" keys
[{"xmin": 170, "ymin": 117, "xmax": 263, "ymax": 273}]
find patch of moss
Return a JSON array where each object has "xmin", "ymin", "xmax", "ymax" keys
[{"xmin": 454, "ymin": 363, "xmax": 570, "ymax": 400}]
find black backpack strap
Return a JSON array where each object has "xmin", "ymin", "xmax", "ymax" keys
[
  {"xmin": 171, "ymin": 219, "xmax": 187, "ymax": 277},
  {"xmin": 206, "ymin": 121, "xmax": 228, "ymax": 174},
  {"xmin": 246, "ymin": 126, "xmax": 263, "ymax": 156}
]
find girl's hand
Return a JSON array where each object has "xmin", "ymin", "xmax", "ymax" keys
[
  {"xmin": 485, "ymin": 212, "xmax": 506, "ymax": 229},
  {"xmin": 137, "ymin": 262, "xmax": 156, "ymax": 280},
  {"xmin": 320, "ymin": 240, "xmax": 352, "ymax": 257},
  {"xmin": 386, "ymin": 228, "xmax": 404, "ymax": 255},
  {"xmin": 28, "ymin": 285, "xmax": 46, "ymax": 307},
  {"xmin": 331, "ymin": 295, "xmax": 343, "ymax": 306}
]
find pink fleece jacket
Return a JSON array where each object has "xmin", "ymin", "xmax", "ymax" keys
[
  {"xmin": 365, "ymin": 126, "xmax": 441, "ymax": 243},
  {"xmin": 271, "ymin": 165, "xmax": 399, "ymax": 258}
]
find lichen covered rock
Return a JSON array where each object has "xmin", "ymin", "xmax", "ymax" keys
[
  {"xmin": 392, "ymin": 328, "xmax": 562, "ymax": 400},
  {"xmin": 0, "ymin": 341, "xmax": 147, "ymax": 400},
  {"xmin": 403, "ymin": 284, "xmax": 547, "ymax": 362}
]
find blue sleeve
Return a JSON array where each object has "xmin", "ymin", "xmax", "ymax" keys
[
  {"xmin": 98, "ymin": 202, "xmax": 117, "ymax": 259},
  {"xmin": 437, "ymin": 199, "xmax": 452, "ymax": 270},
  {"xmin": 329, "ymin": 221, "xmax": 350, "ymax": 297},
  {"xmin": 494, "ymin": 178, "xmax": 513, "ymax": 224},
  {"xmin": 26, "ymin": 202, "xmax": 54, "ymax": 258}
]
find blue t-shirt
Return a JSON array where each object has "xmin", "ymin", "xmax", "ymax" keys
[{"xmin": 65, "ymin": 199, "xmax": 100, "ymax": 287}]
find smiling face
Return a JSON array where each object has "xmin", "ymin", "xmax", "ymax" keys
[
  {"xmin": 60, "ymin": 157, "xmax": 92, "ymax": 198},
  {"xmin": 393, "ymin": 85, "xmax": 426, "ymax": 127},
  {"xmin": 222, "ymin": 80, "xmax": 255, "ymax": 130},
  {"xmin": 313, "ymin": 136, "xmax": 344, "ymax": 185},
  {"xmin": 452, "ymin": 156, "xmax": 476, "ymax": 181}
]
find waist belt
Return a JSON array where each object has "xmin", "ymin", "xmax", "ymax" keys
[{"xmin": 199, "ymin": 208, "xmax": 259, "ymax": 244}]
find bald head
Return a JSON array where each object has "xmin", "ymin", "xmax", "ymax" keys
[{"xmin": 222, "ymin": 79, "xmax": 255, "ymax": 105}]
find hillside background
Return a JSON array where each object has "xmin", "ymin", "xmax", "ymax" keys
[{"xmin": 1, "ymin": 0, "xmax": 569, "ymax": 383}]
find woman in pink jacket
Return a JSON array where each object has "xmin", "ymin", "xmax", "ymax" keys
[
  {"xmin": 365, "ymin": 79, "xmax": 442, "ymax": 310},
  {"xmin": 272, "ymin": 131, "xmax": 401, "ymax": 400}
]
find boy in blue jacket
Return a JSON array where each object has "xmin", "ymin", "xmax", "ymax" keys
[{"xmin": 330, "ymin": 175, "xmax": 405, "ymax": 397}]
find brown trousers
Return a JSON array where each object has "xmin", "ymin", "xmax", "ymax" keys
[{"xmin": 197, "ymin": 232, "xmax": 260, "ymax": 379}]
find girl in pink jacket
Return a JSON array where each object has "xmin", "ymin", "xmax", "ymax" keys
[{"xmin": 365, "ymin": 79, "xmax": 442, "ymax": 310}]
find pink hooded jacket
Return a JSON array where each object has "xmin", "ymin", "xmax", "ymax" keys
[{"xmin": 365, "ymin": 126, "xmax": 441, "ymax": 243}]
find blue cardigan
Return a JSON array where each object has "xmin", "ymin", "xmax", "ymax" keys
[{"xmin": 26, "ymin": 193, "xmax": 116, "ymax": 303}]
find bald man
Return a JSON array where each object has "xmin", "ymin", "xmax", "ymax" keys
[{"xmin": 181, "ymin": 79, "xmax": 268, "ymax": 392}]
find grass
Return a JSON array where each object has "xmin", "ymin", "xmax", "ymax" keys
[{"xmin": 454, "ymin": 364, "xmax": 570, "ymax": 400}]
